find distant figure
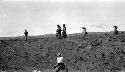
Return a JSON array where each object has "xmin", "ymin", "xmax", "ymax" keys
[
  {"xmin": 62, "ymin": 24, "xmax": 67, "ymax": 38},
  {"xmin": 54, "ymin": 53, "xmax": 66, "ymax": 72},
  {"xmin": 113, "ymin": 26, "xmax": 118, "ymax": 34},
  {"xmin": 24, "ymin": 29, "xmax": 28, "ymax": 41},
  {"xmin": 82, "ymin": 27, "xmax": 88, "ymax": 35},
  {"xmin": 121, "ymin": 32, "xmax": 124, "ymax": 34},
  {"xmin": 56, "ymin": 25, "xmax": 62, "ymax": 39}
]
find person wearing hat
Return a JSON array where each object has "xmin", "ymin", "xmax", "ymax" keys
[
  {"xmin": 56, "ymin": 25, "xmax": 62, "ymax": 39},
  {"xmin": 54, "ymin": 53, "xmax": 65, "ymax": 72}
]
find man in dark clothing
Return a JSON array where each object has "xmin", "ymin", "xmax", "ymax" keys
[
  {"xmin": 24, "ymin": 29, "xmax": 28, "ymax": 41},
  {"xmin": 56, "ymin": 25, "xmax": 62, "ymax": 39},
  {"xmin": 62, "ymin": 24, "xmax": 67, "ymax": 38}
]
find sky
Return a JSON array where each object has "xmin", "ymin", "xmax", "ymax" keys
[{"xmin": 0, "ymin": 0, "xmax": 125, "ymax": 37}]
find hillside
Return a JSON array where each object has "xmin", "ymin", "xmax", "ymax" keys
[{"xmin": 0, "ymin": 32, "xmax": 125, "ymax": 72}]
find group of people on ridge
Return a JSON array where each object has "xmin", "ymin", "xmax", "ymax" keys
[
  {"xmin": 56, "ymin": 24, "xmax": 67, "ymax": 39},
  {"xmin": 24, "ymin": 24, "xmax": 67, "ymax": 41},
  {"xmin": 24, "ymin": 25, "xmax": 119, "ymax": 41}
]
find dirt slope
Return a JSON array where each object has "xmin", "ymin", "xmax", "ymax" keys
[{"xmin": 0, "ymin": 33, "xmax": 125, "ymax": 72}]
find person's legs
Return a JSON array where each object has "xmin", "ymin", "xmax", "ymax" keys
[
  {"xmin": 58, "ymin": 31, "xmax": 61, "ymax": 39},
  {"xmin": 56, "ymin": 32, "xmax": 58, "ymax": 37},
  {"xmin": 26, "ymin": 35, "xmax": 27, "ymax": 41},
  {"xmin": 25, "ymin": 35, "xmax": 26, "ymax": 41},
  {"xmin": 55, "ymin": 63, "xmax": 67, "ymax": 72},
  {"xmin": 25, "ymin": 35, "xmax": 28, "ymax": 41},
  {"xmin": 64, "ymin": 33, "xmax": 67, "ymax": 38},
  {"xmin": 63, "ymin": 32, "xmax": 66, "ymax": 38},
  {"xmin": 62, "ymin": 32, "xmax": 64, "ymax": 38},
  {"xmin": 57, "ymin": 32, "xmax": 60, "ymax": 39},
  {"xmin": 59, "ymin": 63, "xmax": 65, "ymax": 70},
  {"xmin": 54, "ymin": 63, "xmax": 61, "ymax": 72}
]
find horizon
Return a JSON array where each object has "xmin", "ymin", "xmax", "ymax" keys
[
  {"xmin": 1, "ymin": 0, "xmax": 125, "ymax": 37},
  {"xmin": 0, "ymin": 31, "xmax": 124, "ymax": 38}
]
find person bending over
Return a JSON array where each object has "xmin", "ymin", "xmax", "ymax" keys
[{"xmin": 54, "ymin": 53, "xmax": 65, "ymax": 71}]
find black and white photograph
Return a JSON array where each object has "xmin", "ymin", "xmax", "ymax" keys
[{"xmin": 1, "ymin": 0, "xmax": 125, "ymax": 72}]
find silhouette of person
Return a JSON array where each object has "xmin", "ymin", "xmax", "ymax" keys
[
  {"xmin": 24, "ymin": 29, "xmax": 28, "ymax": 41},
  {"xmin": 62, "ymin": 24, "xmax": 67, "ymax": 38},
  {"xmin": 56, "ymin": 25, "xmax": 62, "ymax": 39},
  {"xmin": 113, "ymin": 26, "xmax": 118, "ymax": 34},
  {"xmin": 82, "ymin": 27, "xmax": 88, "ymax": 35}
]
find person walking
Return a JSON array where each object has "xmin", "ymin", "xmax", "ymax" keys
[{"xmin": 24, "ymin": 29, "xmax": 28, "ymax": 41}]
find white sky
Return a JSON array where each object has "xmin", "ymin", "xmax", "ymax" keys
[{"xmin": 1, "ymin": 0, "xmax": 125, "ymax": 37}]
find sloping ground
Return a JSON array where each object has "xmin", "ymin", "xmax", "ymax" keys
[{"xmin": 0, "ymin": 33, "xmax": 125, "ymax": 72}]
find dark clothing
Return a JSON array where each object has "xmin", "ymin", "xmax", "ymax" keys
[
  {"xmin": 85, "ymin": 31, "xmax": 88, "ymax": 35},
  {"xmin": 114, "ymin": 29, "xmax": 118, "ymax": 34},
  {"xmin": 24, "ymin": 31, "xmax": 28, "ymax": 36},
  {"xmin": 62, "ymin": 27, "xmax": 67, "ymax": 38},
  {"xmin": 24, "ymin": 30, "xmax": 28, "ymax": 41},
  {"xmin": 56, "ymin": 26, "xmax": 62, "ymax": 39},
  {"xmin": 55, "ymin": 63, "xmax": 65, "ymax": 72},
  {"xmin": 25, "ymin": 36, "xmax": 28, "ymax": 41},
  {"xmin": 83, "ymin": 28, "xmax": 88, "ymax": 35}
]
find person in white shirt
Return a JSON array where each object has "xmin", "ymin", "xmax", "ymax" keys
[
  {"xmin": 54, "ymin": 53, "xmax": 65, "ymax": 71},
  {"xmin": 57, "ymin": 53, "xmax": 63, "ymax": 63}
]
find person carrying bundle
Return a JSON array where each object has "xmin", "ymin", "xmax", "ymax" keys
[{"xmin": 24, "ymin": 29, "xmax": 28, "ymax": 41}]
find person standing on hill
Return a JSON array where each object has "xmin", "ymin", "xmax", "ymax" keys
[
  {"xmin": 24, "ymin": 29, "xmax": 28, "ymax": 41},
  {"xmin": 54, "ymin": 53, "xmax": 65, "ymax": 72},
  {"xmin": 62, "ymin": 24, "xmax": 67, "ymax": 38},
  {"xmin": 113, "ymin": 26, "xmax": 118, "ymax": 34},
  {"xmin": 82, "ymin": 27, "xmax": 88, "ymax": 35},
  {"xmin": 56, "ymin": 25, "xmax": 62, "ymax": 39}
]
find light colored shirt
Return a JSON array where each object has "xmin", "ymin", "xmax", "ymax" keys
[{"xmin": 57, "ymin": 57, "xmax": 63, "ymax": 63}]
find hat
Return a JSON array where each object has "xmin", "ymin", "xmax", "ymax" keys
[
  {"xmin": 82, "ymin": 27, "xmax": 86, "ymax": 29},
  {"xmin": 57, "ymin": 53, "xmax": 62, "ymax": 57},
  {"xmin": 113, "ymin": 26, "xmax": 118, "ymax": 28},
  {"xmin": 63, "ymin": 24, "xmax": 65, "ymax": 26}
]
